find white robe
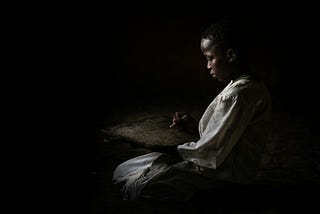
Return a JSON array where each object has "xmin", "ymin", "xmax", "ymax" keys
[{"xmin": 113, "ymin": 75, "xmax": 271, "ymax": 201}]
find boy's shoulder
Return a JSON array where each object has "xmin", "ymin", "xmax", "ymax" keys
[{"xmin": 223, "ymin": 77, "xmax": 266, "ymax": 100}]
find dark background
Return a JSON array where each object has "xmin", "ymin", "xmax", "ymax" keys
[{"xmin": 5, "ymin": 2, "xmax": 319, "ymax": 213}]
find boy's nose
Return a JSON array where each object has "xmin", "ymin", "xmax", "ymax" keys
[{"xmin": 207, "ymin": 62, "xmax": 212, "ymax": 69}]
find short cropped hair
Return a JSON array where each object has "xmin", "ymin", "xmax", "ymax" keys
[{"xmin": 201, "ymin": 19, "xmax": 246, "ymax": 53}]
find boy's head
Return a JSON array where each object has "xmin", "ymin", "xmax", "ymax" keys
[
  {"xmin": 200, "ymin": 19, "xmax": 248, "ymax": 82},
  {"xmin": 201, "ymin": 19, "xmax": 246, "ymax": 56}
]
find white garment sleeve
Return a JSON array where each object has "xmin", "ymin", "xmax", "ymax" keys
[{"xmin": 177, "ymin": 93, "xmax": 256, "ymax": 169}]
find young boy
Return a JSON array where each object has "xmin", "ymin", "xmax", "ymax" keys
[{"xmin": 113, "ymin": 19, "xmax": 271, "ymax": 202}]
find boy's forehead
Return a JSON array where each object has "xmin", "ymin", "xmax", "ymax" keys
[{"xmin": 200, "ymin": 38, "xmax": 214, "ymax": 50}]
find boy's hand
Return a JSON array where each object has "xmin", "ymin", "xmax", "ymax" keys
[{"xmin": 170, "ymin": 112, "xmax": 198, "ymax": 135}]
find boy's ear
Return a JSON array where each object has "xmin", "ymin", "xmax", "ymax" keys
[{"xmin": 226, "ymin": 49, "xmax": 237, "ymax": 62}]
